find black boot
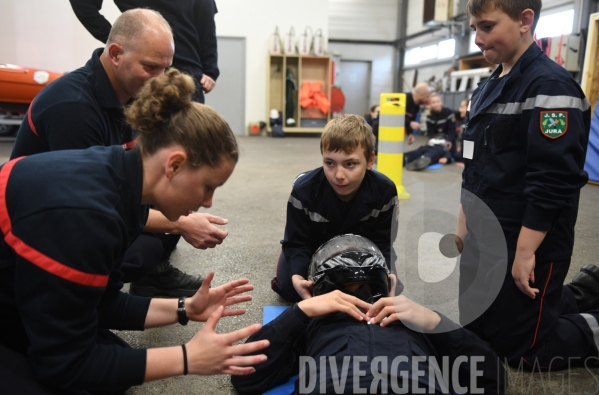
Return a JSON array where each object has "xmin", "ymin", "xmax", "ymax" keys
[
  {"xmin": 405, "ymin": 156, "xmax": 431, "ymax": 171},
  {"xmin": 129, "ymin": 262, "xmax": 204, "ymax": 298},
  {"xmin": 565, "ymin": 264, "xmax": 599, "ymax": 313}
]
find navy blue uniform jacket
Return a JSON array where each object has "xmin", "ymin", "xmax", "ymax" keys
[
  {"xmin": 462, "ymin": 43, "xmax": 590, "ymax": 261},
  {"xmin": 232, "ymin": 304, "xmax": 506, "ymax": 394},
  {"xmin": 11, "ymin": 48, "xmax": 135, "ymax": 159},
  {"xmin": 0, "ymin": 147, "xmax": 150, "ymax": 391},
  {"xmin": 282, "ymin": 168, "xmax": 398, "ymax": 278}
]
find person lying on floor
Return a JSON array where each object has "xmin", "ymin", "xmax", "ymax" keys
[
  {"xmin": 404, "ymin": 133, "xmax": 454, "ymax": 171},
  {"xmin": 232, "ymin": 234, "xmax": 506, "ymax": 395}
]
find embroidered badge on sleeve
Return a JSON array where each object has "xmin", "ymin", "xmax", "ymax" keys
[{"xmin": 540, "ymin": 111, "xmax": 568, "ymax": 139}]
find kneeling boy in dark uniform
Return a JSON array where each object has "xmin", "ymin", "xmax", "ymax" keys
[{"xmin": 271, "ymin": 115, "xmax": 398, "ymax": 302}]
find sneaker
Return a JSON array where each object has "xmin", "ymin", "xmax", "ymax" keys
[
  {"xmin": 129, "ymin": 262, "xmax": 204, "ymax": 297},
  {"xmin": 565, "ymin": 264, "xmax": 599, "ymax": 312},
  {"xmin": 405, "ymin": 156, "xmax": 432, "ymax": 171}
]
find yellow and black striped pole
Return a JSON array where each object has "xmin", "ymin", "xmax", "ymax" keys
[{"xmin": 378, "ymin": 93, "xmax": 410, "ymax": 199}]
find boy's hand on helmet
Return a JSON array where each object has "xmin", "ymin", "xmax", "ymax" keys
[
  {"xmin": 292, "ymin": 275, "xmax": 313, "ymax": 300},
  {"xmin": 366, "ymin": 295, "xmax": 441, "ymax": 331},
  {"xmin": 298, "ymin": 290, "xmax": 370, "ymax": 321}
]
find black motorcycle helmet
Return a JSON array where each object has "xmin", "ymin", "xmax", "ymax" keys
[{"xmin": 309, "ymin": 234, "xmax": 400, "ymax": 301}]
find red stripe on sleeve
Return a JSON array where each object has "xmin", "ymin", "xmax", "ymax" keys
[
  {"xmin": 27, "ymin": 98, "xmax": 38, "ymax": 137},
  {"xmin": 0, "ymin": 158, "xmax": 109, "ymax": 287}
]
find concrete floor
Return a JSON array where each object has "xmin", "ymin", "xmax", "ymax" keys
[{"xmin": 0, "ymin": 134, "xmax": 597, "ymax": 394}]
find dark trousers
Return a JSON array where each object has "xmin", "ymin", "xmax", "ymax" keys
[
  {"xmin": 173, "ymin": 65, "xmax": 205, "ymax": 104},
  {"xmin": 460, "ymin": 244, "xmax": 599, "ymax": 370},
  {"xmin": 121, "ymin": 233, "xmax": 181, "ymax": 283},
  {"xmin": 404, "ymin": 145, "xmax": 446, "ymax": 165},
  {"xmin": 271, "ymin": 251, "xmax": 302, "ymax": 303},
  {"xmin": 0, "ymin": 330, "xmax": 132, "ymax": 395}
]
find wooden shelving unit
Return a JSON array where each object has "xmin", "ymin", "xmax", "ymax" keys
[
  {"xmin": 266, "ymin": 55, "xmax": 331, "ymax": 134},
  {"xmin": 458, "ymin": 54, "xmax": 494, "ymax": 71}
]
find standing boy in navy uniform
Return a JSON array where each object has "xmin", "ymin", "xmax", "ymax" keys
[
  {"xmin": 271, "ymin": 115, "xmax": 398, "ymax": 302},
  {"xmin": 456, "ymin": 0, "xmax": 598, "ymax": 370}
]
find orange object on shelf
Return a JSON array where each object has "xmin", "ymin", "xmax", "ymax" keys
[
  {"xmin": 0, "ymin": 64, "xmax": 63, "ymax": 108},
  {"xmin": 299, "ymin": 80, "xmax": 330, "ymax": 115}
]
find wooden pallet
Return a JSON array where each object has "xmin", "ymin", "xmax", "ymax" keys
[{"xmin": 582, "ymin": 13, "xmax": 599, "ymax": 114}]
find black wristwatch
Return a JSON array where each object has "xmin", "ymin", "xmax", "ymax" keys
[{"xmin": 177, "ymin": 297, "xmax": 189, "ymax": 326}]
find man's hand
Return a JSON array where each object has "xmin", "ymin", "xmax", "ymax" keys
[
  {"xmin": 297, "ymin": 290, "xmax": 370, "ymax": 321},
  {"xmin": 409, "ymin": 121, "xmax": 421, "ymax": 131},
  {"xmin": 188, "ymin": 271, "xmax": 254, "ymax": 322},
  {"xmin": 512, "ymin": 252, "xmax": 539, "ymax": 299},
  {"xmin": 178, "ymin": 213, "xmax": 228, "ymax": 249},
  {"xmin": 455, "ymin": 204, "xmax": 467, "ymax": 253},
  {"xmin": 186, "ymin": 306, "xmax": 269, "ymax": 375},
  {"xmin": 292, "ymin": 275, "xmax": 314, "ymax": 300},
  {"xmin": 366, "ymin": 295, "xmax": 441, "ymax": 331},
  {"xmin": 200, "ymin": 74, "xmax": 216, "ymax": 93},
  {"xmin": 407, "ymin": 134, "xmax": 415, "ymax": 145},
  {"xmin": 512, "ymin": 226, "xmax": 546, "ymax": 299},
  {"xmin": 455, "ymin": 235, "xmax": 464, "ymax": 253}
]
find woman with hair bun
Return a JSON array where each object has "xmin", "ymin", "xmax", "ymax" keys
[{"xmin": 0, "ymin": 68, "xmax": 268, "ymax": 394}]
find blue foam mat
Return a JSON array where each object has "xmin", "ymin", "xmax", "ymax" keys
[
  {"xmin": 263, "ymin": 306, "xmax": 289, "ymax": 325},
  {"xmin": 262, "ymin": 306, "xmax": 296, "ymax": 395},
  {"xmin": 426, "ymin": 163, "xmax": 444, "ymax": 170},
  {"xmin": 584, "ymin": 109, "xmax": 599, "ymax": 183}
]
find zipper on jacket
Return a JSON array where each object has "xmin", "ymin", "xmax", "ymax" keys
[{"xmin": 484, "ymin": 125, "xmax": 490, "ymax": 146}]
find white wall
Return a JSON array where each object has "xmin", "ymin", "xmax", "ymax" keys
[
  {"xmin": 0, "ymin": 0, "xmax": 328, "ymax": 127},
  {"xmin": 328, "ymin": 0, "xmax": 399, "ymax": 41},
  {"xmin": 0, "ymin": 0, "xmax": 119, "ymax": 72}
]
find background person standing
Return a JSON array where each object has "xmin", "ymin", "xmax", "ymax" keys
[{"xmin": 70, "ymin": 0, "xmax": 219, "ymax": 103}]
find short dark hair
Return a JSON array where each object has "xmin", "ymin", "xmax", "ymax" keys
[
  {"xmin": 466, "ymin": 0, "xmax": 542, "ymax": 32},
  {"xmin": 320, "ymin": 114, "xmax": 375, "ymax": 160}
]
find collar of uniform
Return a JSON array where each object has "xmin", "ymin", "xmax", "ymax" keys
[
  {"xmin": 511, "ymin": 42, "xmax": 544, "ymax": 78},
  {"xmin": 471, "ymin": 42, "xmax": 543, "ymax": 118},
  {"xmin": 314, "ymin": 168, "xmax": 380, "ymax": 202},
  {"xmin": 88, "ymin": 48, "xmax": 123, "ymax": 110},
  {"xmin": 123, "ymin": 147, "xmax": 148, "ymax": 229},
  {"xmin": 488, "ymin": 42, "xmax": 543, "ymax": 83},
  {"xmin": 314, "ymin": 168, "xmax": 380, "ymax": 222}
]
